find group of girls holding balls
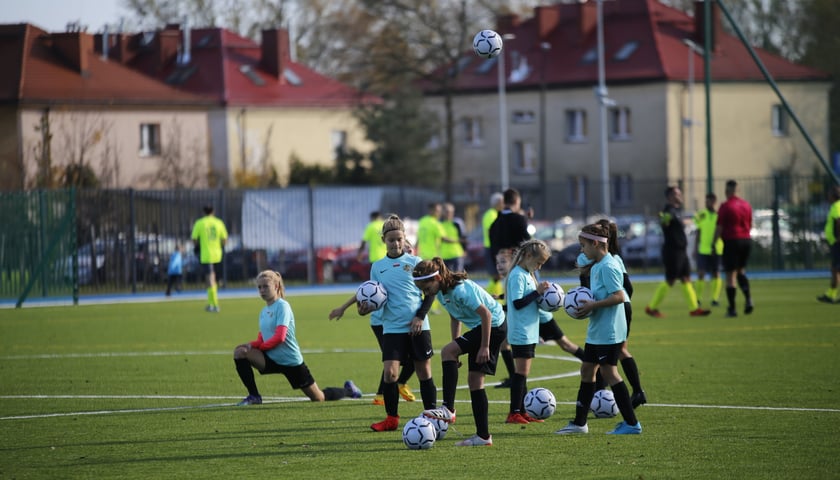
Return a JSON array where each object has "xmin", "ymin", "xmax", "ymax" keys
[{"xmin": 233, "ymin": 214, "xmax": 643, "ymax": 445}]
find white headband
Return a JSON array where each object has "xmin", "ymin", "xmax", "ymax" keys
[
  {"xmin": 412, "ymin": 271, "xmax": 439, "ymax": 281},
  {"xmin": 579, "ymin": 232, "xmax": 608, "ymax": 243}
]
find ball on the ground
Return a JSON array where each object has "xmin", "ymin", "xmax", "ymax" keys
[
  {"xmin": 590, "ymin": 389, "xmax": 619, "ymax": 418},
  {"xmin": 402, "ymin": 416, "xmax": 436, "ymax": 450},
  {"xmin": 473, "ymin": 29, "xmax": 503, "ymax": 59},
  {"xmin": 524, "ymin": 387, "xmax": 556, "ymax": 420},
  {"xmin": 563, "ymin": 286, "xmax": 594, "ymax": 319},
  {"xmin": 421, "ymin": 414, "xmax": 449, "ymax": 440},
  {"xmin": 537, "ymin": 283, "xmax": 565, "ymax": 312},
  {"xmin": 356, "ymin": 280, "xmax": 388, "ymax": 310}
]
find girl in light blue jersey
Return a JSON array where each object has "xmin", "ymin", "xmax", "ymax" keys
[
  {"xmin": 233, "ymin": 270, "xmax": 360, "ymax": 406},
  {"xmin": 556, "ymin": 223, "xmax": 642, "ymax": 435},
  {"xmin": 415, "ymin": 257, "xmax": 507, "ymax": 447},
  {"xmin": 504, "ymin": 239, "xmax": 552, "ymax": 425}
]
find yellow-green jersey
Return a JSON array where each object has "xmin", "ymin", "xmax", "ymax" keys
[
  {"xmin": 826, "ymin": 199, "xmax": 840, "ymax": 245},
  {"xmin": 362, "ymin": 219, "xmax": 386, "ymax": 262},
  {"xmin": 191, "ymin": 215, "xmax": 228, "ymax": 264},
  {"xmin": 416, "ymin": 214, "xmax": 444, "ymax": 259},
  {"xmin": 694, "ymin": 208, "xmax": 723, "ymax": 255},
  {"xmin": 481, "ymin": 208, "xmax": 499, "ymax": 248},
  {"xmin": 440, "ymin": 220, "xmax": 465, "ymax": 260}
]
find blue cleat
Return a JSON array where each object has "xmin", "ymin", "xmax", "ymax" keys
[
  {"xmin": 606, "ymin": 421, "xmax": 642, "ymax": 435},
  {"xmin": 236, "ymin": 394, "xmax": 262, "ymax": 406},
  {"xmin": 344, "ymin": 380, "xmax": 362, "ymax": 399}
]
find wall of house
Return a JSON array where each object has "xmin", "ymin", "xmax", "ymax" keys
[
  {"xmin": 0, "ymin": 106, "xmax": 23, "ymax": 191},
  {"xmin": 19, "ymin": 107, "xmax": 210, "ymax": 189}
]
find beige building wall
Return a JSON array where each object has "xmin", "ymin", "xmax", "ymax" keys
[
  {"xmin": 18, "ymin": 107, "xmax": 210, "ymax": 189},
  {"xmin": 0, "ymin": 106, "xmax": 23, "ymax": 190}
]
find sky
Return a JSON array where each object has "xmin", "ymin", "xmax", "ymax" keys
[{"xmin": 0, "ymin": 0, "xmax": 129, "ymax": 32}]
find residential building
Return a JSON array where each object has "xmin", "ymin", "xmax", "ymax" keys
[{"xmin": 422, "ymin": 0, "xmax": 831, "ymax": 218}]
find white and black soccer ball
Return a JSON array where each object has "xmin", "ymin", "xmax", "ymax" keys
[
  {"xmin": 590, "ymin": 389, "xmax": 619, "ymax": 418},
  {"xmin": 356, "ymin": 280, "xmax": 388, "ymax": 310},
  {"xmin": 524, "ymin": 387, "xmax": 556, "ymax": 420},
  {"xmin": 563, "ymin": 286, "xmax": 594, "ymax": 319},
  {"xmin": 420, "ymin": 414, "xmax": 449, "ymax": 440},
  {"xmin": 537, "ymin": 283, "xmax": 565, "ymax": 312},
  {"xmin": 473, "ymin": 29, "xmax": 503, "ymax": 59},
  {"xmin": 402, "ymin": 416, "xmax": 436, "ymax": 450}
]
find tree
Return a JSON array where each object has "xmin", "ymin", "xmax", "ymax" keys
[{"xmin": 146, "ymin": 119, "xmax": 207, "ymax": 189}]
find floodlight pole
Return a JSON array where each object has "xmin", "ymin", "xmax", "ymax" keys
[
  {"xmin": 498, "ymin": 49, "xmax": 509, "ymax": 191},
  {"xmin": 596, "ymin": 0, "xmax": 611, "ymax": 216}
]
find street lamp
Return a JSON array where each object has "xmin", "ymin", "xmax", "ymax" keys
[
  {"xmin": 683, "ymin": 38, "xmax": 705, "ymax": 211},
  {"xmin": 498, "ymin": 33, "xmax": 515, "ymax": 191},
  {"xmin": 539, "ymin": 41, "xmax": 550, "ymax": 216},
  {"xmin": 595, "ymin": 0, "xmax": 614, "ymax": 216}
]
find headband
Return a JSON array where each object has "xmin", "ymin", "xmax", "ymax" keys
[
  {"xmin": 579, "ymin": 232, "xmax": 608, "ymax": 243},
  {"xmin": 412, "ymin": 271, "xmax": 439, "ymax": 281}
]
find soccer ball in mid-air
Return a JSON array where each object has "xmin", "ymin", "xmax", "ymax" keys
[
  {"xmin": 590, "ymin": 389, "xmax": 619, "ymax": 418},
  {"xmin": 421, "ymin": 414, "xmax": 449, "ymax": 440},
  {"xmin": 524, "ymin": 387, "xmax": 556, "ymax": 420},
  {"xmin": 356, "ymin": 280, "xmax": 388, "ymax": 310},
  {"xmin": 402, "ymin": 417, "xmax": 436, "ymax": 450},
  {"xmin": 537, "ymin": 283, "xmax": 565, "ymax": 312},
  {"xmin": 473, "ymin": 29, "xmax": 503, "ymax": 59},
  {"xmin": 563, "ymin": 286, "xmax": 594, "ymax": 319}
]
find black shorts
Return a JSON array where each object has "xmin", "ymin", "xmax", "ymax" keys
[
  {"xmin": 581, "ymin": 343, "xmax": 622, "ymax": 366},
  {"xmin": 371, "ymin": 325, "xmax": 385, "ymax": 349},
  {"xmin": 381, "ymin": 331, "xmax": 434, "ymax": 363},
  {"xmin": 624, "ymin": 302, "xmax": 633, "ymax": 338},
  {"xmin": 454, "ymin": 320, "xmax": 507, "ymax": 375},
  {"xmin": 258, "ymin": 353, "xmax": 316, "ymax": 389},
  {"xmin": 831, "ymin": 242, "xmax": 840, "ymax": 269},
  {"xmin": 663, "ymin": 248, "xmax": 691, "ymax": 281},
  {"xmin": 510, "ymin": 343, "xmax": 536, "ymax": 359},
  {"xmin": 722, "ymin": 239, "xmax": 752, "ymax": 271},
  {"xmin": 202, "ymin": 263, "xmax": 221, "ymax": 277},
  {"xmin": 696, "ymin": 254, "xmax": 720, "ymax": 273},
  {"xmin": 538, "ymin": 319, "xmax": 565, "ymax": 342}
]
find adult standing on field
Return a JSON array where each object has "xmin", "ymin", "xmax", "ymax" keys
[
  {"xmin": 694, "ymin": 193, "xmax": 724, "ymax": 307},
  {"xmin": 713, "ymin": 180, "xmax": 754, "ymax": 317},
  {"xmin": 489, "ymin": 188, "xmax": 531, "ymax": 260},
  {"xmin": 440, "ymin": 203, "xmax": 467, "ymax": 273},
  {"xmin": 192, "ymin": 205, "xmax": 228, "ymax": 313},
  {"xmin": 482, "ymin": 192, "xmax": 505, "ymax": 298},
  {"xmin": 357, "ymin": 211, "xmax": 387, "ymax": 264},
  {"xmin": 417, "ymin": 203, "xmax": 451, "ymax": 260},
  {"xmin": 817, "ymin": 185, "xmax": 840, "ymax": 303}
]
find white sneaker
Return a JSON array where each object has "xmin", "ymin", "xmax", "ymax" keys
[
  {"xmin": 455, "ymin": 434, "xmax": 492, "ymax": 446},
  {"xmin": 554, "ymin": 421, "xmax": 589, "ymax": 434},
  {"xmin": 423, "ymin": 407, "xmax": 455, "ymax": 423}
]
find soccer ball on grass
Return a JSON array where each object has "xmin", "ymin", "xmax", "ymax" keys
[
  {"xmin": 356, "ymin": 280, "xmax": 388, "ymax": 310},
  {"xmin": 563, "ymin": 286, "xmax": 594, "ymax": 319},
  {"xmin": 473, "ymin": 29, "xmax": 503, "ymax": 59},
  {"xmin": 421, "ymin": 414, "xmax": 449, "ymax": 440},
  {"xmin": 402, "ymin": 417, "xmax": 436, "ymax": 450},
  {"xmin": 524, "ymin": 387, "xmax": 556, "ymax": 420},
  {"xmin": 590, "ymin": 389, "xmax": 619, "ymax": 418},
  {"xmin": 537, "ymin": 283, "xmax": 565, "ymax": 312}
]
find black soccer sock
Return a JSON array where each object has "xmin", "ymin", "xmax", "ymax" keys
[
  {"xmin": 441, "ymin": 360, "xmax": 459, "ymax": 411},
  {"xmin": 621, "ymin": 357, "xmax": 643, "ymax": 393},
  {"xmin": 573, "ymin": 381, "xmax": 596, "ymax": 426},
  {"xmin": 510, "ymin": 373, "xmax": 527, "ymax": 413},
  {"xmin": 501, "ymin": 348, "xmax": 515, "ymax": 377},
  {"xmin": 611, "ymin": 381, "xmax": 638, "ymax": 426},
  {"xmin": 595, "ymin": 369, "xmax": 607, "ymax": 391},
  {"xmin": 573, "ymin": 347, "xmax": 585, "ymax": 361},
  {"xmin": 726, "ymin": 286, "xmax": 737, "ymax": 311},
  {"xmin": 470, "ymin": 389, "xmax": 490, "ymax": 439},
  {"xmin": 323, "ymin": 387, "xmax": 345, "ymax": 401},
  {"xmin": 397, "ymin": 361, "xmax": 415, "ymax": 385},
  {"xmin": 419, "ymin": 378, "xmax": 437, "ymax": 410},
  {"xmin": 383, "ymin": 382, "xmax": 399, "ymax": 417},
  {"xmin": 234, "ymin": 358, "xmax": 260, "ymax": 397},
  {"xmin": 737, "ymin": 273, "xmax": 752, "ymax": 303},
  {"xmin": 376, "ymin": 373, "xmax": 385, "ymax": 396}
]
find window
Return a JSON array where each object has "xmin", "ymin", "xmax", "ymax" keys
[
  {"xmin": 609, "ymin": 106, "xmax": 632, "ymax": 140},
  {"xmin": 613, "ymin": 41, "xmax": 639, "ymax": 61},
  {"xmin": 512, "ymin": 110, "xmax": 535, "ymax": 124},
  {"xmin": 611, "ymin": 174, "xmax": 633, "ymax": 207},
  {"xmin": 513, "ymin": 140, "xmax": 537, "ymax": 174},
  {"xmin": 568, "ymin": 176, "xmax": 588, "ymax": 208},
  {"xmin": 331, "ymin": 130, "xmax": 347, "ymax": 160},
  {"xmin": 771, "ymin": 104, "xmax": 789, "ymax": 136},
  {"xmin": 139, "ymin": 123, "xmax": 161, "ymax": 156},
  {"xmin": 565, "ymin": 109, "xmax": 587, "ymax": 143},
  {"xmin": 581, "ymin": 47, "xmax": 597, "ymax": 64},
  {"xmin": 462, "ymin": 117, "xmax": 483, "ymax": 146}
]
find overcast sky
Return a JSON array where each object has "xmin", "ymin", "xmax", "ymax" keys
[{"xmin": 0, "ymin": 0, "xmax": 129, "ymax": 32}]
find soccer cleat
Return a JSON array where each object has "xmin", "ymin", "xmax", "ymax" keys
[
  {"xmin": 644, "ymin": 306, "xmax": 664, "ymax": 318},
  {"xmin": 370, "ymin": 415, "xmax": 400, "ymax": 432},
  {"xmin": 606, "ymin": 421, "xmax": 642, "ymax": 435},
  {"xmin": 398, "ymin": 383, "xmax": 416, "ymax": 402},
  {"xmin": 817, "ymin": 294, "xmax": 835, "ymax": 304},
  {"xmin": 495, "ymin": 378, "xmax": 512, "ymax": 389},
  {"xmin": 455, "ymin": 434, "xmax": 493, "ymax": 447},
  {"xmin": 631, "ymin": 390, "xmax": 648, "ymax": 409},
  {"xmin": 744, "ymin": 302, "xmax": 754, "ymax": 314},
  {"xmin": 372, "ymin": 395, "xmax": 385, "ymax": 406},
  {"xmin": 689, "ymin": 308, "xmax": 711, "ymax": 317},
  {"xmin": 711, "ymin": 300, "xmax": 720, "ymax": 307},
  {"xmin": 726, "ymin": 309, "xmax": 737, "ymax": 318},
  {"xmin": 423, "ymin": 407, "xmax": 456, "ymax": 424},
  {"xmin": 205, "ymin": 305, "xmax": 220, "ymax": 313},
  {"xmin": 344, "ymin": 380, "xmax": 362, "ymax": 399},
  {"xmin": 521, "ymin": 412, "xmax": 545, "ymax": 423},
  {"xmin": 554, "ymin": 421, "xmax": 588, "ymax": 434},
  {"xmin": 236, "ymin": 394, "xmax": 262, "ymax": 406},
  {"xmin": 505, "ymin": 412, "xmax": 530, "ymax": 424}
]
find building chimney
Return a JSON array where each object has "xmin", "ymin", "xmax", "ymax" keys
[
  {"xmin": 157, "ymin": 28, "xmax": 180, "ymax": 70},
  {"xmin": 52, "ymin": 31, "xmax": 92, "ymax": 75},
  {"xmin": 114, "ymin": 33, "xmax": 130, "ymax": 63},
  {"xmin": 535, "ymin": 5, "xmax": 560, "ymax": 41},
  {"xmin": 260, "ymin": 28, "xmax": 290, "ymax": 80},
  {"xmin": 578, "ymin": 0, "xmax": 597, "ymax": 40},
  {"xmin": 495, "ymin": 13, "xmax": 520, "ymax": 35},
  {"xmin": 694, "ymin": 0, "xmax": 720, "ymax": 52}
]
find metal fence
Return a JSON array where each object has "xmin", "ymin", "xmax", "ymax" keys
[{"xmin": 1, "ymin": 176, "xmax": 834, "ymax": 306}]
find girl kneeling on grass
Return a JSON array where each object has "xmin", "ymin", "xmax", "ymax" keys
[{"xmin": 233, "ymin": 270, "xmax": 362, "ymax": 405}]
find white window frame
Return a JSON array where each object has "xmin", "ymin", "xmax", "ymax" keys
[
  {"xmin": 462, "ymin": 116, "xmax": 484, "ymax": 147},
  {"xmin": 331, "ymin": 130, "xmax": 348, "ymax": 160},
  {"xmin": 139, "ymin": 123, "xmax": 161, "ymax": 157},
  {"xmin": 513, "ymin": 140, "xmax": 537, "ymax": 174},
  {"xmin": 771, "ymin": 104, "xmax": 789, "ymax": 137},
  {"xmin": 609, "ymin": 106, "xmax": 632, "ymax": 141},
  {"xmin": 565, "ymin": 109, "xmax": 587, "ymax": 143}
]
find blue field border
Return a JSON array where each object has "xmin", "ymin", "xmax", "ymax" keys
[{"xmin": 0, "ymin": 270, "xmax": 826, "ymax": 309}]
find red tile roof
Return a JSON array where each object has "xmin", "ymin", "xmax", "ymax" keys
[{"xmin": 0, "ymin": 24, "xmax": 209, "ymax": 106}]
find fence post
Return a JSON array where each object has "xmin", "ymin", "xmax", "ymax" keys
[{"xmin": 771, "ymin": 175, "xmax": 783, "ymax": 270}]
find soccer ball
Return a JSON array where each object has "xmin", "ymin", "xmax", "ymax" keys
[
  {"xmin": 537, "ymin": 283, "xmax": 565, "ymax": 312},
  {"xmin": 473, "ymin": 29, "xmax": 503, "ymax": 59},
  {"xmin": 524, "ymin": 387, "xmax": 556, "ymax": 420},
  {"xmin": 563, "ymin": 286, "xmax": 594, "ymax": 319},
  {"xmin": 590, "ymin": 389, "xmax": 619, "ymax": 418},
  {"xmin": 356, "ymin": 280, "xmax": 388, "ymax": 310},
  {"xmin": 402, "ymin": 417, "xmax": 436, "ymax": 450},
  {"xmin": 421, "ymin": 414, "xmax": 449, "ymax": 440}
]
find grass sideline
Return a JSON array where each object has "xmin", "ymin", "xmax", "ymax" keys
[{"xmin": 1, "ymin": 278, "xmax": 839, "ymax": 479}]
